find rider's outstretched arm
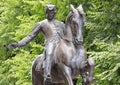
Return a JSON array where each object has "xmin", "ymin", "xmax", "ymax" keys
[
  {"xmin": 7, "ymin": 23, "xmax": 41, "ymax": 50},
  {"xmin": 18, "ymin": 23, "xmax": 41, "ymax": 47}
]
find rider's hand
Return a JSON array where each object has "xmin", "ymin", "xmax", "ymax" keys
[{"xmin": 7, "ymin": 42, "xmax": 18, "ymax": 51}]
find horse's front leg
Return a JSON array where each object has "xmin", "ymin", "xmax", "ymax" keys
[
  {"xmin": 87, "ymin": 58, "xmax": 96, "ymax": 83},
  {"xmin": 58, "ymin": 63, "xmax": 73, "ymax": 85},
  {"xmin": 81, "ymin": 58, "xmax": 96, "ymax": 85},
  {"xmin": 81, "ymin": 73, "xmax": 90, "ymax": 85}
]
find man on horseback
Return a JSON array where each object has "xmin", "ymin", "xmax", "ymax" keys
[
  {"xmin": 7, "ymin": 4, "xmax": 65, "ymax": 84},
  {"xmin": 7, "ymin": 4, "xmax": 96, "ymax": 85}
]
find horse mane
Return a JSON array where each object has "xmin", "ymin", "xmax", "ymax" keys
[
  {"xmin": 63, "ymin": 12, "xmax": 74, "ymax": 42},
  {"xmin": 63, "ymin": 5, "xmax": 85, "ymax": 42},
  {"xmin": 66, "ymin": 12, "xmax": 73, "ymax": 25}
]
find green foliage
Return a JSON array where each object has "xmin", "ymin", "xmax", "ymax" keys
[
  {"xmin": 82, "ymin": 0, "xmax": 120, "ymax": 85},
  {"xmin": 87, "ymin": 41, "xmax": 120, "ymax": 85},
  {"xmin": 0, "ymin": 0, "xmax": 120, "ymax": 85},
  {"xmin": 0, "ymin": 50, "xmax": 37, "ymax": 85}
]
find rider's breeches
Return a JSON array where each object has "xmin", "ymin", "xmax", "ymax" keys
[{"xmin": 44, "ymin": 42, "xmax": 56, "ymax": 78}]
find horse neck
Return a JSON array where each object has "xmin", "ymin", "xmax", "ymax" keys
[{"xmin": 63, "ymin": 21, "xmax": 73, "ymax": 42}]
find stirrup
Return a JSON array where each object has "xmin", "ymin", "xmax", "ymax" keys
[{"xmin": 44, "ymin": 76, "xmax": 52, "ymax": 85}]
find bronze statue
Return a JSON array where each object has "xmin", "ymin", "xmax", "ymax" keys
[
  {"xmin": 32, "ymin": 4, "xmax": 95, "ymax": 85},
  {"xmin": 7, "ymin": 4, "xmax": 95, "ymax": 85},
  {"xmin": 7, "ymin": 4, "xmax": 65, "ymax": 84}
]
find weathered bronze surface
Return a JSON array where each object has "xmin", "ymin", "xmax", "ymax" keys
[{"xmin": 7, "ymin": 4, "xmax": 95, "ymax": 85}]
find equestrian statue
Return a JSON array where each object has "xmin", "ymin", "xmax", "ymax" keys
[{"xmin": 7, "ymin": 4, "xmax": 95, "ymax": 85}]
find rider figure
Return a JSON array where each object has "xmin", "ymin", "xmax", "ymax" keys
[{"xmin": 7, "ymin": 4, "xmax": 65, "ymax": 82}]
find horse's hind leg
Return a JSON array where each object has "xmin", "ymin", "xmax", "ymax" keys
[
  {"xmin": 32, "ymin": 55, "xmax": 44, "ymax": 85},
  {"xmin": 32, "ymin": 72, "xmax": 44, "ymax": 85},
  {"xmin": 32, "ymin": 65, "xmax": 44, "ymax": 85}
]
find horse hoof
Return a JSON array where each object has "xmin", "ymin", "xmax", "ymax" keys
[
  {"xmin": 91, "ymin": 77, "xmax": 96, "ymax": 83},
  {"xmin": 88, "ymin": 77, "xmax": 96, "ymax": 83}
]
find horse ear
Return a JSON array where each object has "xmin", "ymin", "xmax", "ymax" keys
[
  {"xmin": 77, "ymin": 5, "xmax": 86, "ymax": 22},
  {"xmin": 70, "ymin": 4, "xmax": 75, "ymax": 12},
  {"xmin": 77, "ymin": 5, "xmax": 85, "ymax": 15}
]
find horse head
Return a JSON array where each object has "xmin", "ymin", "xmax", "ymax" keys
[{"xmin": 66, "ymin": 4, "xmax": 85, "ymax": 45}]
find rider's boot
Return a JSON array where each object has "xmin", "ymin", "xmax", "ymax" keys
[
  {"xmin": 44, "ymin": 77, "xmax": 52, "ymax": 85},
  {"xmin": 44, "ymin": 58, "xmax": 52, "ymax": 85}
]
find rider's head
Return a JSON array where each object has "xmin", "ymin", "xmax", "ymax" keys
[{"xmin": 45, "ymin": 5, "xmax": 56, "ymax": 20}]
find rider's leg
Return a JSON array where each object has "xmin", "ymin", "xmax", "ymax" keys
[
  {"xmin": 44, "ymin": 54, "xmax": 53, "ymax": 79},
  {"xmin": 44, "ymin": 43, "xmax": 55, "ymax": 81}
]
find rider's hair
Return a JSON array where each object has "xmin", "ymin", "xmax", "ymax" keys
[{"xmin": 45, "ymin": 4, "xmax": 56, "ymax": 13}]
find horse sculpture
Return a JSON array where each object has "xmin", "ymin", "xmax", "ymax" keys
[{"xmin": 32, "ymin": 4, "xmax": 95, "ymax": 85}]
